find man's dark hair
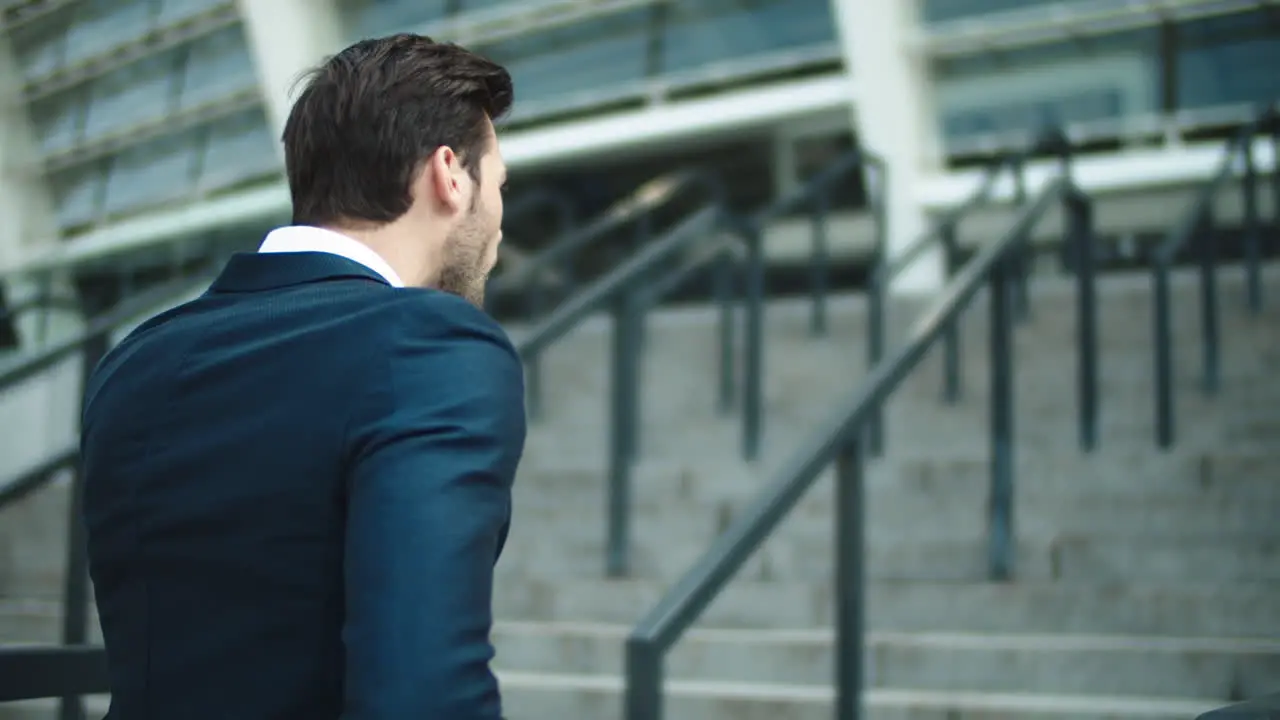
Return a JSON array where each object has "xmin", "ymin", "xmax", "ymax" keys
[{"xmin": 283, "ymin": 34, "xmax": 513, "ymax": 227}]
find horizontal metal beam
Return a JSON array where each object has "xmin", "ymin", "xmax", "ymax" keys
[
  {"xmin": 919, "ymin": 0, "xmax": 1275, "ymax": 58},
  {"xmin": 0, "ymin": 645, "xmax": 108, "ymax": 702}
]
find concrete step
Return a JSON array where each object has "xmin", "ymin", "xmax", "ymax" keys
[
  {"xmin": 6, "ymin": 578, "xmax": 1278, "ymax": 643},
  {"xmin": 487, "ymin": 579, "xmax": 1280, "ymax": 635},
  {"xmin": 518, "ymin": 265, "xmax": 1280, "ymax": 436},
  {"xmin": 499, "ymin": 531, "xmax": 1280, "ymax": 585},
  {"xmin": 0, "ymin": 684, "xmax": 1228, "ymax": 720},
  {"xmin": 7, "ymin": 450, "xmax": 1278, "ymax": 597},
  {"xmin": 1, "ymin": 601, "xmax": 1271, "ymax": 703},
  {"xmin": 490, "ymin": 622, "xmax": 1280, "ymax": 701}
]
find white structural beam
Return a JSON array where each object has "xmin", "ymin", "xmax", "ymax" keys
[
  {"xmin": 832, "ymin": 0, "xmax": 944, "ymax": 293},
  {"xmin": 234, "ymin": 0, "xmax": 344, "ymax": 156}
]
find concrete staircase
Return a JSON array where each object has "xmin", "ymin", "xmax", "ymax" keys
[{"xmin": 1, "ymin": 263, "xmax": 1277, "ymax": 719}]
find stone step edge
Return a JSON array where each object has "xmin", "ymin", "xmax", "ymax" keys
[
  {"xmin": 496, "ymin": 674, "xmax": 1226, "ymax": 716},
  {"xmin": 1, "ymin": 680, "xmax": 1226, "ymax": 718},
  {"xmin": 5, "ymin": 602, "xmax": 1278, "ymax": 655},
  {"xmin": 491, "ymin": 621, "xmax": 1280, "ymax": 653}
]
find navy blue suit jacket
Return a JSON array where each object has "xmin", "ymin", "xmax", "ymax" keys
[{"xmin": 80, "ymin": 252, "xmax": 526, "ymax": 719}]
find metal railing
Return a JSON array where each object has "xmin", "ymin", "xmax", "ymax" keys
[
  {"xmin": 624, "ymin": 173, "xmax": 1099, "ymax": 720},
  {"xmin": 733, "ymin": 149, "xmax": 886, "ymax": 460},
  {"xmin": 1151, "ymin": 106, "xmax": 1278, "ymax": 448},
  {"xmin": 0, "ymin": 148, "xmax": 887, "ymax": 710},
  {"xmin": 0, "ymin": 269, "xmax": 213, "ymax": 720},
  {"xmin": 867, "ymin": 129, "xmax": 1097, "ymax": 456},
  {"xmin": 489, "ymin": 169, "xmax": 722, "ymax": 419}
]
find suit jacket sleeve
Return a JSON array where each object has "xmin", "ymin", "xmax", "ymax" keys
[{"xmin": 342, "ymin": 292, "xmax": 526, "ymax": 719}]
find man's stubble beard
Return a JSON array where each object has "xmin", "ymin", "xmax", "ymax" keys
[{"xmin": 436, "ymin": 207, "xmax": 496, "ymax": 308}]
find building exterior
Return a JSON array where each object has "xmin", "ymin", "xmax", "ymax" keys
[{"xmin": 0, "ymin": 0, "xmax": 1276, "ymax": 308}]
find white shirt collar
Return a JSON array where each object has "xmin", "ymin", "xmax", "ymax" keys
[{"xmin": 257, "ymin": 226, "xmax": 405, "ymax": 288}]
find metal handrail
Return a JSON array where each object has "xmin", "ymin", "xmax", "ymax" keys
[
  {"xmin": 0, "ymin": 272, "xmax": 213, "ymax": 392},
  {"xmin": 491, "ymin": 168, "xmax": 722, "ymax": 420},
  {"xmin": 732, "ymin": 148, "xmax": 886, "ymax": 460},
  {"xmin": 491, "ymin": 169, "xmax": 721, "ymax": 296},
  {"xmin": 1150, "ymin": 106, "xmax": 1276, "ymax": 447},
  {"xmin": 0, "ymin": 645, "xmax": 108, "ymax": 702},
  {"xmin": 624, "ymin": 175, "xmax": 1098, "ymax": 720},
  {"xmin": 865, "ymin": 128, "xmax": 1074, "ymax": 455}
]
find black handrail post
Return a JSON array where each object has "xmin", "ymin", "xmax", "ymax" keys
[
  {"xmin": 713, "ymin": 244, "xmax": 736, "ymax": 415},
  {"xmin": 834, "ymin": 434, "xmax": 866, "ymax": 720},
  {"xmin": 809, "ymin": 189, "xmax": 831, "ymax": 337},
  {"xmin": 940, "ymin": 222, "xmax": 962, "ymax": 404},
  {"xmin": 525, "ymin": 283, "xmax": 547, "ymax": 421},
  {"xmin": 988, "ymin": 255, "xmax": 1015, "ymax": 581},
  {"xmin": 865, "ymin": 271, "xmax": 885, "ymax": 457},
  {"xmin": 624, "ymin": 634, "xmax": 663, "ymax": 720},
  {"xmin": 1198, "ymin": 208, "xmax": 1220, "ymax": 395},
  {"xmin": 1068, "ymin": 190, "xmax": 1099, "ymax": 452},
  {"xmin": 1010, "ymin": 155, "xmax": 1032, "ymax": 323},
  {"xmin": 1152, "ymin": 262, "xmax": 1175, "ymax": 449},
  {"xmin": 865, "ymin": 162, "xmax": 889, "ymax": 457},
  {"xmin": 1241, "ymin": 134, "xmax": 1263, "ymax": 314},
  {"xmin": 58, "ymin": 327, "xmax": 111, "ymax": 720},
  {"xmin": 1271, "ymin": 113, "xmax": 1280, "ymax": 233},
  {"xmin": 607, "ymin": 292, "xmax": 643, "ymax": 577},
  {"xmin": 742, "ymin": 220, "xmax": 765, "ymax": 461}
]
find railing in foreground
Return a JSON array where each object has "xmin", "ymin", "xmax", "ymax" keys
[
  {"xmin": 624, "ymin": 175, "xmax": 1099, "ymax": 720},
  {"xmin": 0, "ymin": 270, "xmax": 214, "ymax": 720},
  {"xmin": 1150, "ymin": 106, "xmax": 1277, "ymax": 448}
]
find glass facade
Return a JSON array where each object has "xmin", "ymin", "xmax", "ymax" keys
[
  {"xmin": 927, "ymin": 4, "xmax": 1280, "ymax": 152},
  {"xmin": 10, "ymin": 0, "xmax": 275, "ymax": 231},
  {"xmin": 339, "ymin": 0, "xmax": 839, "ymax": 123}
]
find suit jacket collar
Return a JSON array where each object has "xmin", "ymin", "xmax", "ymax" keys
[{"xmin": 209, "ymin": 252, "xmax": 393, "ymax": 293}]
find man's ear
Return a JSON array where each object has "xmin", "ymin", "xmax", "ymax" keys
[{"xmin": 424, "ymin": 146, "xmax": 465, "ymax": 214}]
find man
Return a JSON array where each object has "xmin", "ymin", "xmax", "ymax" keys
[{"xmin": 79, "ymin": 35, "xmax": 525, "ymax": 719}]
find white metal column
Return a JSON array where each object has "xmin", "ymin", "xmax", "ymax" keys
[
  {"xmin": 831, "ymin": 0, "xmax": 944, "ymax": 293},
  {"xmin": 234, "ymin": 0, "xmax": 345, "ymax": 156}
]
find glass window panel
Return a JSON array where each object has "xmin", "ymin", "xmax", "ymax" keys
[
  {"xmin": 457, "ymin": 0, "xmax": 522, "ymax": 12},
  {"xmin": 82, "ymin": 55, "xmax": 175, "ymax": 139},
  {"xmin": 1188, "ymin": 39, "xmax": 1280, "ymax": 108},
  {"xmin": 154, "ymin": 0, "xmax": 230, "ymax": 26},
  {"xmin": 178, "ymin": 25, "xmax": 257, "ymax": 109},
  {"xmin": 12, "ymin": 20, "xmax": 67, "ymax": 80},
  {"xmin": 102, "ymin": 130, "xmax": 200, "ymax": 213},
  {"xmin": 481, "ymin": 9, "xmax": 649, "ymax": 104},
  {"xmin": 660, "ymin": 0, "xmax": 836, "ymax": 74},
  {"xmin": 64, "ymin": 0, "xmax": 152, "ymax": 64},
  {"xmin": 30, "ymin": 94, "xmax": 86, "ymax": 154},
  {"xmin": 923, "ymin": 0, "xmax": 1061, "ymax": 24},
  {"xmin": 338, "ymin": 0, "xmax": 449, "ymax": 39},
  {"xmin": 934, "ymin": 30, "xmax": 1159, "ymax": 146},
  {"xmin": 51, "ymin": 166, "xmax": 106, "ymax": 228},
  {"xmin": 198, "ymin": 109, "xmax": 280, "ymax": 191}
]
